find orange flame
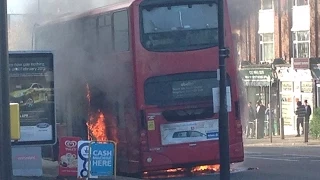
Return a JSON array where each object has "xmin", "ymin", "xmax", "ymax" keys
[
  {"xmin": 191, "ymin": 165, "xmax": 220, "ymax": 172},
  {"xmin": 166, "ymin": 168, "xmax": 184, "ymax": 173},
  {"xmin": 142, "ymin": 165, "xmax": 220, "ymax": 178},
  {"xmin": 87, "ymin": 110, "xmax": 107, "ymax": 141},
  {"xmin": 85, "ymin": 83, "xmax": 107, "ymax": 141}
]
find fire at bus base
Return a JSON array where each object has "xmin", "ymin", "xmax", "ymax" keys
[
  {"xmin": 86, "ymin": 83, "xmax": 118, "ymax": 143},
  {"xmin": 87, "ymin": 110, "xmax": 107, "ymax": 141},
  {"xmin": 86, "ymin": 83, "xmax": 107, "ymax": 141},
  {"xmin": 34, "ymin": 0, "xmax": 244, "ymax": 176}
]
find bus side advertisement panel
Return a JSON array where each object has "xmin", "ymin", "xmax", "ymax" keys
[{"xmin": 160, "ymin": 119, "xmax": 219, "ymax": 146}]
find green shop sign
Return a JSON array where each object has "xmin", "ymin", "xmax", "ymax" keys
[{"xmin": 239, "ymin": 68, "xmax": 274, "ymax": 86}]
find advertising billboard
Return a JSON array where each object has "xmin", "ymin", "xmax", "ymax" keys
[
  {"xmin": 59, "ymin": 137, "xmax": 81, "ymax": 177},
  {"xmin": 9, "ymin": 52, "xmax": 56, "ymax": 145},
  {"xmin": 160, "ymin": 119, "xmax": 219, "ymax": 146}
]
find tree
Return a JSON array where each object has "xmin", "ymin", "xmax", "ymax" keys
[{"xmin": 310, "ymin": 108, "xmax": 320, "ymax": 139}]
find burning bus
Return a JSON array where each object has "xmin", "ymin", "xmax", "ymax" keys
[{"xmin": 34, "ymin": 0, "xmax": 244, "ymax": 175}]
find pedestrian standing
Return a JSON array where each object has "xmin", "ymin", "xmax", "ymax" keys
[
  {"xmin": 256, "ymin": 100, "xmax": 266, "ymax": 139},
  {"xmin": 304, "ymin": 100, "xmax": 312, "ymax": 134},
  {"xmin": 265, "ymin": 103, "xmax": 275, "ymax": 136},
  {"xmin": 295, "ymin": 101, "xmax": 306, "ymax": 137},
  {"xmin": 246, "ymin": 102, "xmax": 255, "ymax": 138}
]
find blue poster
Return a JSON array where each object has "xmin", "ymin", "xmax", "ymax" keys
[{"xmin": 90, "ymin": 142, "xmax": 115, "ymax": 177}]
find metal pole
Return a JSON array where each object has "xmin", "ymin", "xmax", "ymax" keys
[
  {"xmin": 218, "ymin": 0, "xmax": 230, "ymax": 179},
  {"xmin": 276, "ymin": 79, "xmax": 280, "ymax": 136},
  {"xmin": 280, "ymin": 117, "xmax": 285, "ymax": 139},
  {"xmin": 304, "ymin": 117, "xmax": 309, "ymax": 143},
  {"xmin": 279, "ymin": 82, "xmax": 285, "ymax": 139},
  {"xmin": 0, "ymin": 0, "xmax": 13, "ymax": 179},
  {"xmin": 269, "ymin": 79, "xmax": 272, "ymax": 143}
]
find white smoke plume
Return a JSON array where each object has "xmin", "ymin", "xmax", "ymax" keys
[
  {"xmin": 8, "ymin": 0, "xmax": 128, "ymax": 138},
  {"xmin": 8, "ymin": 0, "xmax": 125, "ymax": 50},
  {"xmin": 227, "ymin": 0, "xmax": 252, "ymax": 126}
]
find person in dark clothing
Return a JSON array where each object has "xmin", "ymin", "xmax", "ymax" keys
[
  {"xmin": 246, "ymin": 102, "xmax": 256, "ymax": 138},
  {"xmin": 304, "ymin": 100, "xmax": 312, "ymax": 122},
  {"xmin": 295, "ymin": 101, "xmax": 306, "ymax": 137},
  {"xmin": 265, "ymin": 103, "xmax": 275, "ymax": 136},
  {"xmin": 304, "ymin": 100, "xmax": 312, "ymax": 135},
  {"xmin": 256, "ymin": 100, "xmax": 266, "ymax": 139}
]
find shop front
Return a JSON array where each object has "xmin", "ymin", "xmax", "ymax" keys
[
  {"xmin": 277, "ymin": 58, "xmax": 313, "ymax": 135},
  {"xmin": 310, "ymin": 58, "xmax": 320, "ymax": 108},
  {"xmin": 239, "ymin": 65, "xmax": 278, "ymax": 137},
  {"xmin": 239, "ymin": 65, "xmax": 277, "ymax": 107}
]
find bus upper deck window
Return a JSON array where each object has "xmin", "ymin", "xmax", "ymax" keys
[
  {"xmin": 140, "ymin": 2, "xmax": 219, "ymax": 52},
  {"xmin": 113, "ymin": 10, "xmax": 129, "ymax": 52}
]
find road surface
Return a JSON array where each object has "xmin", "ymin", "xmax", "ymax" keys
[
  {"xmin": 13, "ymin": 146, "xmax": 320, "ymax": 180},
  {"xmin": 148, "ymin": 146, "xmax": 320, "ymax": 180}
]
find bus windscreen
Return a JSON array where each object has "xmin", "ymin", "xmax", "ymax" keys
[{"xmin": 140, "ymin": 3, "xmax": 219, "ymax": 52}]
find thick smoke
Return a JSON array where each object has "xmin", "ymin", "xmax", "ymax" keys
[
  {"xmin": 9, "ymin": 0, "xmax": 128, "ymax": 137},
  {"xmin": 227, "ymin": 0, "xmax": 254, "ymax": 127},
  {"xmin": 227, "ymin": 0, "xmax": 256, "ymax": 26},
  {"xmin": 8, "ymin": 0, "xmax": 125, "ymax": 50}
]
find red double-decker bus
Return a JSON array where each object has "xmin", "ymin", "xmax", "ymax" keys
[{"xmin": 34, "ymin": 0, "xmax": 244, "ymax": 175}]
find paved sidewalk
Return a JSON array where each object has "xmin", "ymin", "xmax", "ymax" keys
[
  {"xmin": 13, "ymin": 160, "xmax": 141, "ymax": 180},
  {"xmin": 244, "ymin": 135, "xmax": 320, "ymax": 147},
  {"xmin": 11, "ymin": 136, "xmax": 319, "ymax": 179}
]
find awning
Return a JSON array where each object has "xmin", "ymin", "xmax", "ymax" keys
[{"xmin": 239, "ymin": 68, "xmax": 275, "ymax": 87}]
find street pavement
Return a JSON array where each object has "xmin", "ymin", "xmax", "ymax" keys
[
  {"xmin": 243, "ymin": 135, "xmax": 320, "ymax": 147},
  {"xmin": 240, "ymin": 146, "xmax": 320, "ymax": 180},
  {"xmin": 12, "ymin": 136, "xmax": 320, "ymax": 180},
  {"xmin": 161, "ymin": 146, "xmax": 320, "ymax": 180}
]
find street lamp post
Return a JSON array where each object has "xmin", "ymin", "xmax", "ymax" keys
[
  {"xmin": 0, "ymin": 0, "xmax": 13, "ymax": 179},
  {"xmin": 218, "ymin": 0, "xmax": 230, "ymax": 179},
  {"xmin": 304, "ymin": 117, "xmax": 309, "ymax": 143},
  {"xmin": 268, "ymin": 77, "xmax": 273, "ymax": 143}
]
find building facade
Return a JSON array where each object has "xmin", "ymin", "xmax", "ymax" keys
[
  {"xmin": 232, "ymin": 0, "xmax": 319, "ymax": 64},
  {"xmin": 233, "ymin": 0, "xmax": 319, "ymax": 135}
]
